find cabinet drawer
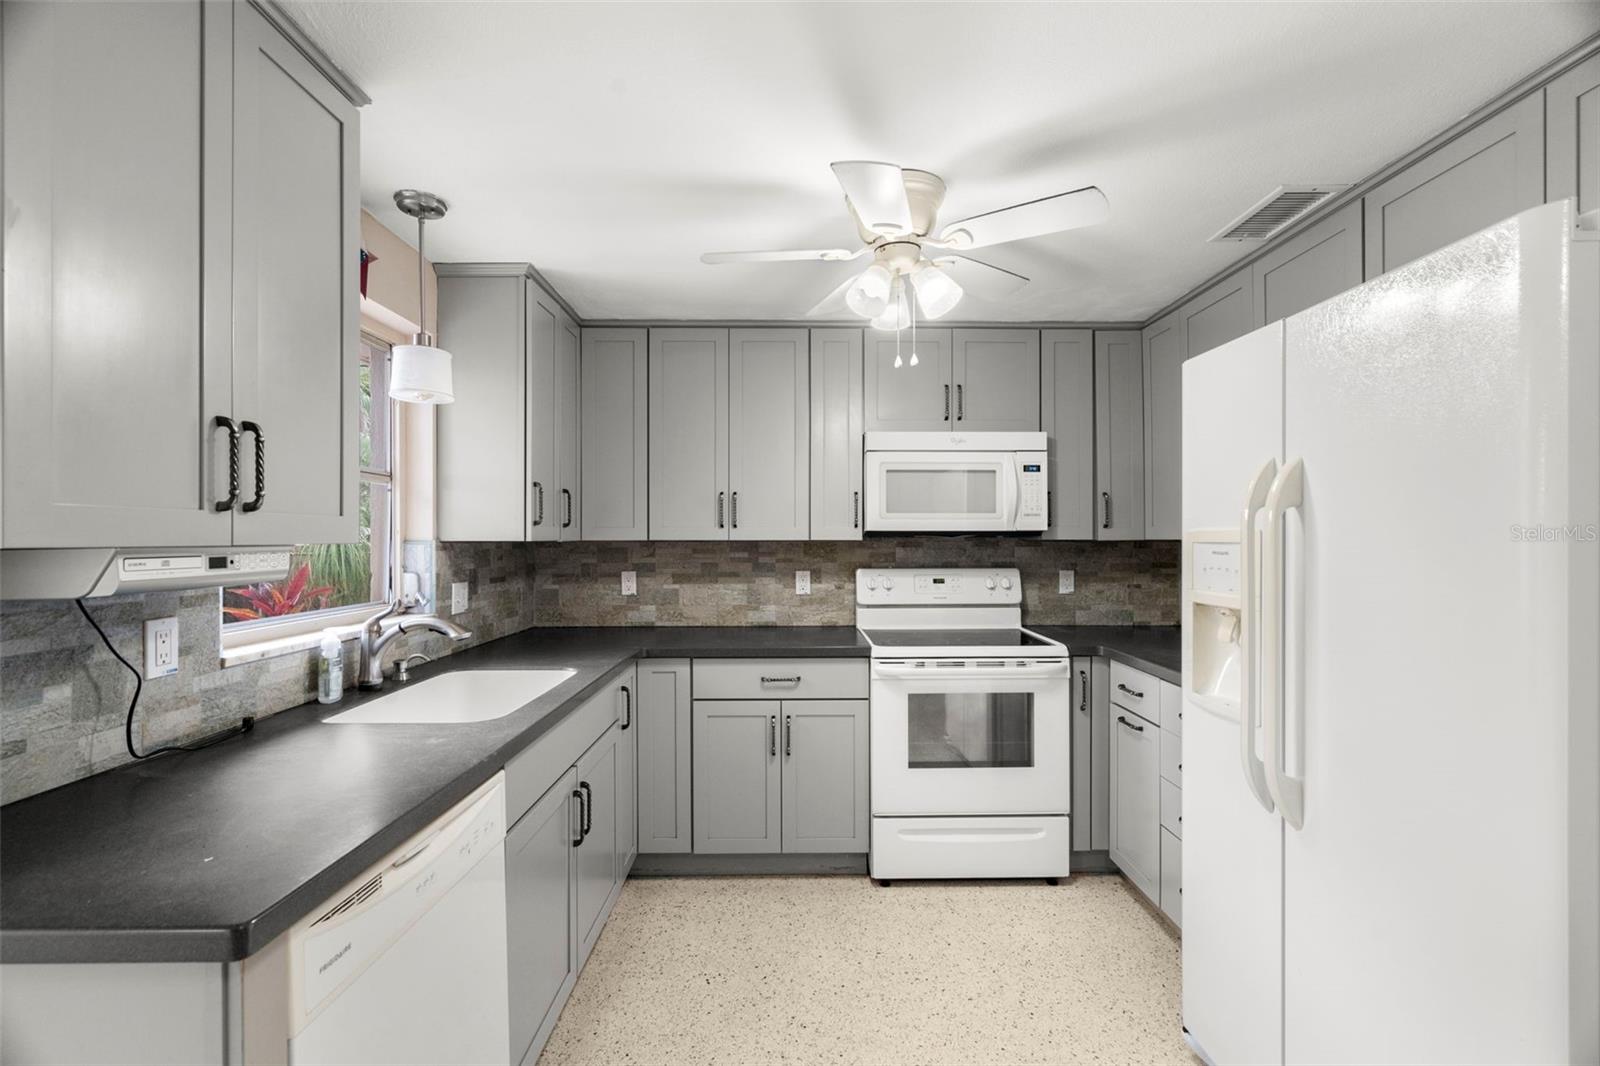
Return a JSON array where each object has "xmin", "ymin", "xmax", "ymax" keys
[
  {"xmin": 1161, "ymin": 728, "xmax": 1182, "ymax": 786},
  {"xmin": 1109, "ymin": 661, "xmax": 1157, "ymax": 722},
  {"xmin": 692, "ymin": 658, "xmax": 868, "ymax": 701},
  {"xmin": 1160, "ymin": 828, "xmax": 1182, "ymax": 928},
  {"xmin": 1160, "ymin": 778, "xmax": 1182, "ymax": 839},
  {"xmin": 1159, "ymin": 680, "xmax": 1182, "ymax": 735}
]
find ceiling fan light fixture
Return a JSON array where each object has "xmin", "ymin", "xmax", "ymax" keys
[
  {"xmin": 870, "ymin": 276, "xmax": 913, "ymax": 332},
  {"xmin": 845, "ymin": 263, "xmax": 893, "ymax": 318},
  {"xmin": 911, "ymin": 261, "xmax": 963, "ymax": 319}
]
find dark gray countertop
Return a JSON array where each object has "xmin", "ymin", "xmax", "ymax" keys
[
  {"xmin": 1032, "ymin": 625, "xmax": 1181, "ymax": 684},
  {"xmin": 0, "ymin": 623, "xmax": 1179, "ymax": 964},
  {"xmin": 0, "ymin": 626, "xmax": 867, "ymax": 965}
]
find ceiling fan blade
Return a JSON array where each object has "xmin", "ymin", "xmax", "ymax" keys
[
  {"xmin": 932, "ymin": 255, "xmax": 1030, "ymax": 299},
  {"xmin": 804, "ymin": 272, "xmax": 861, "ymax": 317},
  {"xmin": 701, "ymin": 247, "xmax": 864, "ymax": 264},
  {"xmin": 830, "ymin": 161, "xmax": 913, "ymax": 237},
  {"xmin": 936, "ymin": 186, "xmax": 1109, "ymax": 250}
]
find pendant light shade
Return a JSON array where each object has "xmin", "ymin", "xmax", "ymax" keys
[
  {"xmin": 390, "ymin": 189, "xmax": 456, "ymax": 405},
  {"xmin": 911, "ymin": 260, "xmax": 963, "ymax": 319},
  {"xmin": 845, "ymin": 263, "xmax": 893, "ymax": 318},
  {"xmin": 870, "ymin": 276, "xmax": 913, "ymax": 332}
]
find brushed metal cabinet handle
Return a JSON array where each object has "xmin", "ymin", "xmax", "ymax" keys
[
  {"xmin": 620, "ymin": 684, "xmax": 632, "ymax": 730},
  {"xmin": 579, "ymin": 781, "xmax": 592, "ymax": 838},
  {"xmin": 214, "ymin": 416, "xmax": 240, "ymax": 511},
  {"xmin": 731, "ymin": 491, "xmax": 738, "ymax": 530},
  {"xmin": 1079, "ymin": 670, "xmax": 1089, "ymax": 713},
  {"xmin": 956, "ymin": 383, "xmax": 964, "ymax": 420},
  {"xmin": 760, "ymin": 675, "xmax": 802, "ymax": 685},
  {"xmin": 531, "ymin": 481, "xmax": 544, "ymax": 526},
  {"xmin": 769, "ymin": 715, "xmax": 777, "ymax": 757},
  {"xmin": 240, "ymin": 421, "xmax": 265, "ymax": 513},
  {"xmin": 784, "ymin": 714, "xmax": 792, "ymax": 757},
  {"xmin": 1117, "ymin": 715, "xmax": 1145, "ymax": 733},
  {"xmin": 1117, "ymin": 682, "xmax": 1144, "ymax": 700},
  {"xmin": 562, "ymin": 488, "xmax": 573, "ymax": 528},
  {"xmin": 571, "ymin": 789, "xmax": 585, "ymax": 844},
  {"xmin": 1101, "ymin": 491, "xmax": 1113, "ymax": 530},
  {"xmin": 943, "ymin": 383, "xmax": 950, "ymax": 421},
  {"xmin": 853, "ymin": 490, "xmax": 860, "ymax": 529},
  {"xmin": 717, "ymin": 491, "xmax": 725, "ymax": 529}
]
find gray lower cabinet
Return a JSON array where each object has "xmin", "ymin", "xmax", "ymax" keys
[
  {"xmin": 638, "ymin": 660, "xmax": 693, "ymax": 853},
  {"xmin": 506, "ymin": 768, "xmax": 578, "ymax": 1066},
  {"xmin": 575, "ymin": 724, "xmax": 619, "ymax": 964},
  {"xmin": 580, "ymin": 328, "xmax": 649, "ymax": 540},
  {"xmin": 809, "ymin": 329, "xmax": 865, "ymax": 540},
  {"xmin": 780, "ymin": 700, "xmax": 869, "ymax": 853},
  {"xmin": 1159, "ymin": 828, "xmax": 1182, "ymax": 927},
  {"xmin": 951, "ymin": 329, "xmax": 1041, "ymax": 431},
  {"xmin": 692, "ymin": 700, "xmax": 783, "ymax": 854},
  {"xmin": 1041, "ymin": 330, "xmax": 1096, "ymax": 540},
  {"xmin": 617, "ymin": 670, "xmax": 639, "ymax": 874},
  {"xmin": 1251, "ymin": 200, "xmax": 1364, "ymax": 326},
  {"xmin": 1363, "ymin": 91, "xmax": 1545, "ymax": 278},
  {"xmin": 728, "ymin": 329, "xmax": 809, "ymax": 540},
  {"xmin": 1548, "ymin": 54, "xmax": 1600, "ymax": 224},
  {"xmin": 1071, "ymin": 656, "xmax": 1113, "ymax": 854},
  {"xmin": 649, "ymin": 328, "xmax": 729, "ymax": 540},
  {"xmin": 1108, "ymin": 701, "xmax": 1161, "ymax": 902},
  {"xmin": 864, "ymin": 328, "xmax": 953, "ymax": 431},
  {"xmin": 1, "ymin": 0, "xmax": 357, "ymax": 550},
  {"xmin": 1093, "ymin": 331, "xmax": 1146, "ymax": 540}
]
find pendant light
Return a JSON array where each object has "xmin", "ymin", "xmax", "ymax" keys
[{"xmin": 390, "ymin": 190, "xmax": 455, "ymax": 404}]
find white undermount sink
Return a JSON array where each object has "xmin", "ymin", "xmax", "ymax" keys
[{"xmin": 324, "ymin": 669, "xmax": 577, "ymax": 725}]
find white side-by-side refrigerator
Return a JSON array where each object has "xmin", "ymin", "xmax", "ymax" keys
[{"xmin": 1181, "ymin": 201, "xmax": 1599, "ymax": 1065}]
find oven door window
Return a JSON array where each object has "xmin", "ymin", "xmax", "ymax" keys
[
  {"xmin": 906, "ymin": 692, "xmax": 1034, "ymax": 769},
  {"xmin": 883, "ymin": 467, "xmax": 998, "ymax": 517}
]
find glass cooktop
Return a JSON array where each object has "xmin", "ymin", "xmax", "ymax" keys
[{"xmin": 862, "ymin": 628, "xmax": 1057, "ymax": 648}]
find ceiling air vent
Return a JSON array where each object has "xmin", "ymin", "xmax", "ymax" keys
[{"xmin": 1210, "ymin": 185, "xmax": 1347, "ymax": 242}]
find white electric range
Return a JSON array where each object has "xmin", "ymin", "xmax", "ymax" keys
[{"xmin": 857, "ymin": 568, "xmax": 1072, "ymax": 883}]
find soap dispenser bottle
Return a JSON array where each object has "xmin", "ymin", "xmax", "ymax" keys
[{"xmin": 318, "ymin": 631, "xmax": 344, "ymax": 704}]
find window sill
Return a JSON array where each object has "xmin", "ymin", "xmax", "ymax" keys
[{"xmin": 221, "ymin": 622, "xmax": 369, "ymax": 668}]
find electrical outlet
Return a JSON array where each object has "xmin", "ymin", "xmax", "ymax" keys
[
  {"xmin": 621, "ymin": 571, "xmax": 637, "ymax": 596},
  {"xmin": 1058, "ymin": 569, "xmax": 1076, "ymax": 594},
  {"xmin": 451, "ymin": 581, "xmax": 469, "ymax": 615},
  {"xmin": 795, "ymin": 570, "xmax": 811, "ymax": 595},
  {"xmin": 143, "ymin": 617, "xmax": 179, "ymax": 678}
]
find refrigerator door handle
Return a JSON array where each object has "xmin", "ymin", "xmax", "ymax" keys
[
  {"xmin": 1261, "ymin": 457, "xmax": 1307, "ymax": 830},
  {"xmin": 1238, "ymin": 458, "xmax": 1278, "ymax": 814}
]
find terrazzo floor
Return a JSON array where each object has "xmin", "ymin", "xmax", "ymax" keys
[{"xmin": 538, "ymin": 874, "xmax": 1196, "ymax": 1066}]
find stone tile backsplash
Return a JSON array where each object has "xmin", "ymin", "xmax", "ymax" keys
[{"xmin": 1, "ymin": 536, "xmax": 1176, "ymax": 805}]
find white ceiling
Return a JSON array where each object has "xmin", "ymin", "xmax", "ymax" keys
[{"xmin": 286, "ymin": 1, "xmax": 1598, "ymax": 323}]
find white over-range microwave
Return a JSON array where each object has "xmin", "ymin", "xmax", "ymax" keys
[{"xmin": 862, "ymin": 432, "xmax": 1048, "ymax": 534}]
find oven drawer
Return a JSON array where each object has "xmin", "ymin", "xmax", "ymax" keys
[
  {"xmin": 693, "ymin": 658, "xmax": 868, "ymax": 701},
  {"xmin": 1109, "ymin": 661, "xmax": 1157, "ymax": 722},
  {"xmin": 870, "ymin": 815, "xmax": 1071, "ymax": 879}
]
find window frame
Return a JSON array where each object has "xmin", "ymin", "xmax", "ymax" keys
[{"xmin": 220, "ymin": 332, "xmax": 400, "ymax": 656}]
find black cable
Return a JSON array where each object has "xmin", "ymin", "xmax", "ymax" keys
[{"xmin": 75, "ymin": 599, "xmax": 253, "ymax": 761}]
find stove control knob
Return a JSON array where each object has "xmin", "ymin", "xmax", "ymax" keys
[
  {"xmin": 882, "ymin": 576, "xmax": 896, "ymax": 591},
  {"xmin": 866, "ymin": 576, "xmax": 880, "ymax": 590},
  {"xmin": 1000, "ymin": 577, "xmax": 1014, "ymax": 590},
  {"xmin": 984, "ymin": 578, "xmax": 996, "ymax": 590}
]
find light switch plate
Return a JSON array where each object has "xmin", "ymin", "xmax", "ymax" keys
[
  {"xmin": 795, "ymin": 570, "xmax": 811, "ymax": 595},
  {"xmin": 143, "ymin": 617, "xmax": 179, "ymax": 678},
  {"xmin": 1058, "ymin": 569, "xmax": 1075, "ymax": 594},
  {"xmin": 450, "ymin": 581, "xmax": 469, "ymax": 615},
  {"xmin": 621, "ymin": 571, "xmax": 637, "ymax": 596}
]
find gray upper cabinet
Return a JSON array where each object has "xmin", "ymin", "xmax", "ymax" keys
[
  {"xmin": 526, "ymin": 297, "xmax": 559, "ymax": 542},
  {"xmin": 1547, "ymin": 54, "xmax": 1600, "ymax": 224},
  {"xmin": 1040, "ymin": 330, "xmax": 1096, "ymax": 540},
  {"xmin": 1181, "ymin": 269, "xmax": 1253, "ymax": 360},
  {"xmin": 230, "ymin": 1, "xmax": 359, "ymax": 546},
  {"xmin": 809, "ymin": 329, "xmax": 865, "ymax": 541},
  {"xmin": 691, "ymin": 700, "xmax": 782, "ymax": 854},
  {"xmin": 1364, "ymin": 92, "xmax": 1545, "ymax": 277},
  {"xmin": 864, "ymin": 328, "xmax": 953, "ymax": 431},
  {"xmin": 951, "ymin": 329, "xmax": 1042, "ymax": 431},
  {"xmin": 1, "ymin": 1, "xmax": 357, "ymax": 550},
  {"xmin": 1251, "ymin": 200, "xmax": 1364, "ymax": 326},
  {"xmin": 1094, "ymin": 331, "xmax": 1146, "ymax": 540},
  {"xmin": 781, "ymin": 700, "xmax": 869, "ymax": 853},
  {"xmin": 580, "ymin": 328, "xmax": 649, "ymax": 540},
  {"xmin": 728, "ymin": 329, "xmax": 809, "ymax": 540},
  {"xmin": 555, "ymin": 313, "xmax": 583, "ymax": 540},
  {"xmin": 637, "ymin": 660, "xmax": 692, "ymax": 854},
  {"xmin": 649, "ymin": 329, "xmax": 729, "ymax": 540}
]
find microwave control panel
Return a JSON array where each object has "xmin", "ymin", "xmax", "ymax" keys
[{"xmin": 1017, "ymin": 453, "xmax": 1047, "ymax": 526}]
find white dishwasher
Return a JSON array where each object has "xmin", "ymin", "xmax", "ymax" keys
[{"xmin": 242, "ymin": 773, "xmax": 510, "ymax": 1066}]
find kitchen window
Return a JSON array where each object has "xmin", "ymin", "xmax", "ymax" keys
[{"xmin": 220, "ymin": 335, "xmax": 396, "ymax": 652}]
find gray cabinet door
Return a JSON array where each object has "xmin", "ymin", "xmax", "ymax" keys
[
  {"xmin": 1070, "ymin": 660, "xmax": 1094, "ymax": 851},
  {"xmin": 1090, "ymin": 656, "xmax": 1111, "ymax": 851},
  {"xmin": 809, "ymin": 329, "xmax": 865, "ymax": 540},
  {"xmin": 1109, "ymin": 705, "xmax": 1161, "ymax": 902},
  {"xmin": 1547, "ymin": 54, "xmax": 1600, "ymax": 223},
  {"xmin": 649, "ymin": 329, "xmax": 728, "ymax": 540},
  {"xmin": 2, "ymin": 0, "xmax": 233, "ymax": 548},
  {"xmin": 580, "ymin": 328, "xmax": 648, "ymax": 540},
  {"xmin": 1181, "ymin": 270, "xmax": 1253, "ymax": 360},
  {"xmin": 525, "ymin": 294, "xmax": 558, "ymax": 542},
  {"xmin": 780, "ymin": 700, "xmax": 868, "ymax": 853},
  {"xmin": 637, "ymin": 660, "xmax": 692, "ymax": 853},
  {"xmin": 863, "ymin": 328, "xmax": 952, "ymax": 431},
  {"xmin": 615, "ymin": 668, "xmax": 639, "ymax": 874},
  {"xmin": 555, "ymin": 311, "xmax": 582, "ymax": 541},
  {"xmin": 230, "ymin": 1, "xmax": 359, "ymax": 546},
  {"xmin": 1141, "ymin": 319, "xmax": 1182, "ymax": 544},
  {"xmin": 1093, "ymin": 331, "xmax": 1146, "ymax": 540},
  {"xmin": 1363, "ymin": 92, "xmax": 1545, "ymax": 277},
  {"xmin": 437, "ymin": 271, "xmax": 530, "ymax": 541},
  {"xmin": 691, "ymin": 700, "xmax": 781, "ymax": 854},
  {"xmin": 575, "ymin": 725, "xmax": 618, "ymax": 966},
  {"xmin": 1251, "ymin": 201, "xmax": 1364, "ymax": 326},
  {"xmin": 505, "ymin": 768, "xmax": 577, "ymax": 1066},
  {"xmin": 728, "ymin": 329, "xmax": 809, "ymax": 540},
  {"xmin": 952, "ymin": 329, "xmax": 1041, "ymax": 431},
  {"xmin": 1040, "ymin": 330, "xmax": 1095, "ymax": 540},
  {"xmin": 1160, "ymin": 828, "xmax": 1182, "ymax": 928}
]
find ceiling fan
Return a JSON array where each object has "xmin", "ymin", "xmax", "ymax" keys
[{"xmin": 701, "ymin": 161, "xmax": 1109, "ymax": 328}]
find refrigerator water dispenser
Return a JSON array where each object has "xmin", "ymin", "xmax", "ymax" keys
[{"xmin": 1184, "ymin": 533, "xmax": 1244, "ymax": 716}]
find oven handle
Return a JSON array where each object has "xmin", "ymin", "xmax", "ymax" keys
[{"xmin": 871, "ymin": 660, "xmax": 1071, "ymax": 680}]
